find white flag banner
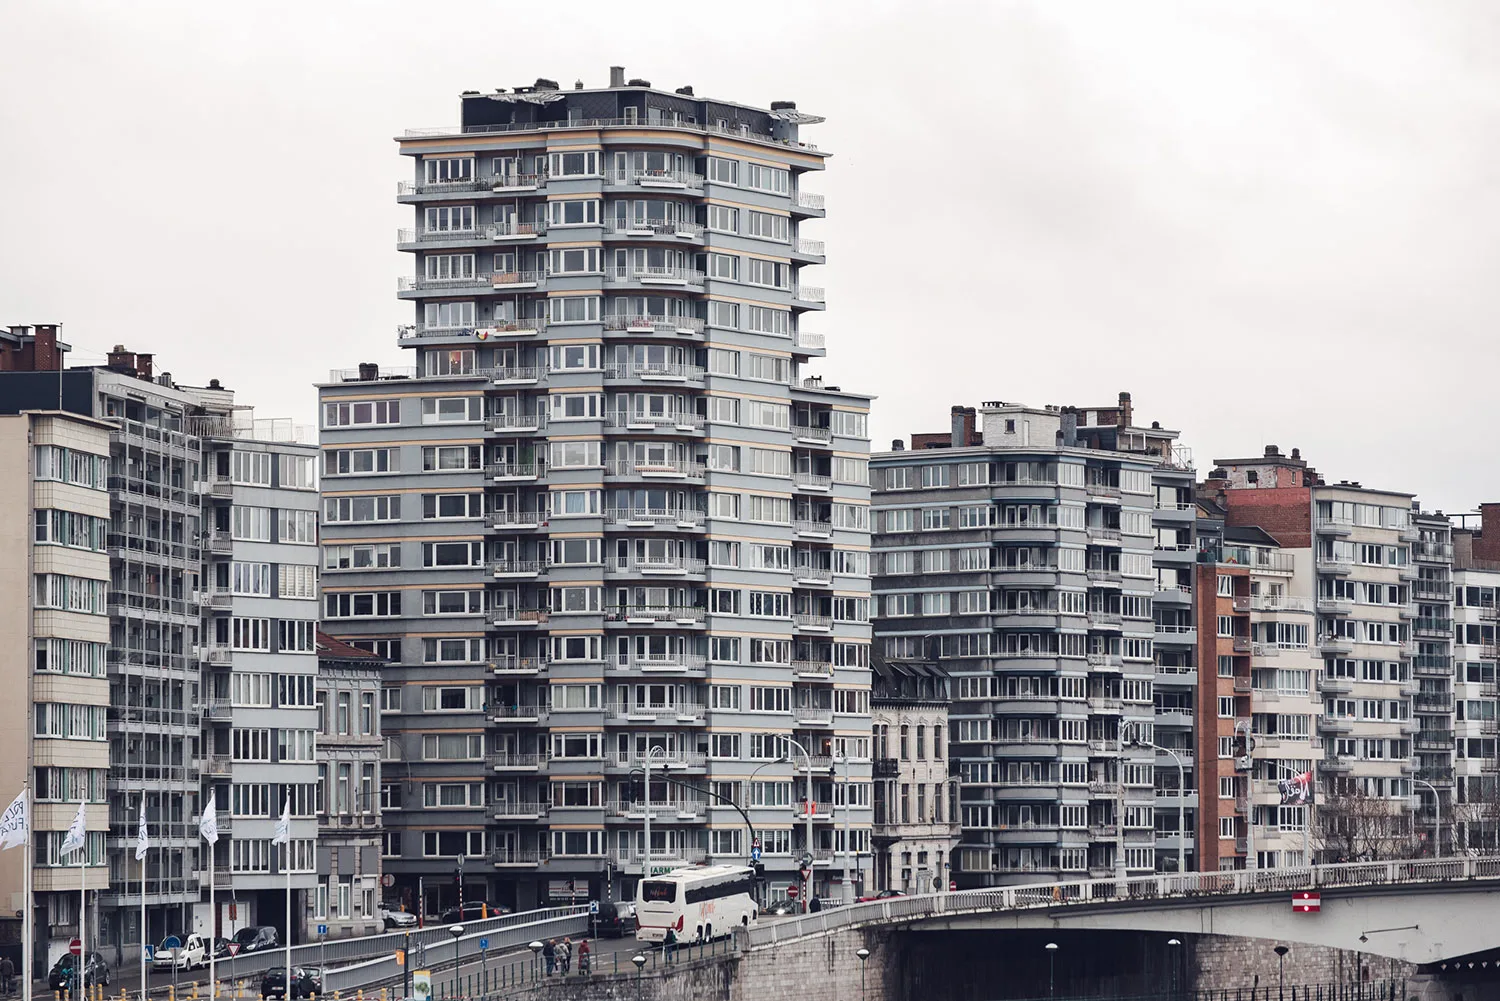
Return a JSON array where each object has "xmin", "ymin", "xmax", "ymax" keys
[
  {"xmin": 272, "ymin": 798, "xmax": 291, "ymax": 846},
  {"xmin": 0, "ymin": 790, "xmax": 28, "ymax": 851},
  {"xmin": 135, "ymin": 800, "xmax": 149, "ymax": 861},
  {"xmin": 199, "ymin": 797, "xmax": 219, "ymax": 845},
  {"xmin": 60, "ymin": 801, "xmax": 87, "ymax": 856}
]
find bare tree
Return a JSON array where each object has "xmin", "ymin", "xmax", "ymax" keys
[
  {"xmin": 1313, "ymin": 781, "xmax": 1424, "ymax": 862},
  {"xmin": 1447, "ymin": 776, "xmax": 1500, "ymax": 856}
]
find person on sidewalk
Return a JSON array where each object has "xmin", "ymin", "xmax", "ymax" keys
[
  {"xmin": 543, "ymin": 938, "xmax": 556, "ymax": 976},
  {"xmin": 1, "ymin": 955, "xmax": 14, "ymax": 994},
  {"xmin": 578, "ymin": 940, "xmax": 591, "ymax": 976},
  {"xmin": 559, "ymin": 937, "xmax": 572, "ymax": 975}
]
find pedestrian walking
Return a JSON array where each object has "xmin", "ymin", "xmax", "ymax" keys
[
  {"xmin": 1, "ymin": 955, "xmax": 14, "ymax": 994},
  {"xmin": 578, "ymin": 940, "xmax": 591, "ymax": 976},
  {"xmin": 560, "ymin": 937, "xmax": 572, "ymax": 975},
  {"xmin": 543, "ymin": 938, "xmax": 556, "ymax": 976}
]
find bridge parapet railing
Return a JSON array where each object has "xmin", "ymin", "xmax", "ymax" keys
[{"xmin": 744, "ymin": 854, "xmax": 1500, "ymax": 948}]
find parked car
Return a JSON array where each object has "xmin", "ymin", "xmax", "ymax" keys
[
  {"xmin": 210, "ymin": 938, "xmax": 232, "ymax": 960},
  {"xmin": 593, "ymin": 900, "xmax": 636, "ymax": 938},
  {"xmin": 260, "ymin": 966, "xmax": 322, "ymax": 1000},
  {"xmin": 48, "ymin": 952, "xmax": 110, "ymax": 990},
  {"xmin": 233, "ymin": 926, "xmax": 281, "ymax": 953},
  {"xmin": 857, "ymin": 889, "xmax": 906, "ymax": 902},
  {"xmin": 439, "ymin": 902, "xmax": 511, "ymax": 923},
  {"xmin": 154, "ymin": 934, "xmax": 208, "ymax": 971},
  {"xmin": 379, "ymin": 906, "xmax": 418, "ymax": 930},
  {"xmin": 760, "ymin": 898, "xmax": 797, "ymax": 916}
]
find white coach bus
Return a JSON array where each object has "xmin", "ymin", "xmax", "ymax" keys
[{"xmin": 635, "ymin": 864, "xmax": 759, "ymax": 944}]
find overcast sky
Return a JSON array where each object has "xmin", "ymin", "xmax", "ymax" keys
[{"xmin": 2, "ymin": 1, "xmax": 1496, "ymax": 512}]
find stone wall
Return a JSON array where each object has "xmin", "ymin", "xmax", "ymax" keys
[{"xmin": 1189, "ymin": 934, "xmax": 1417, "ymax": 993}]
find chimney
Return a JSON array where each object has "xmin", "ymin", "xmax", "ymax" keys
[
  {"xmin": 1265, "ymin": 444, "xmax": 1281, "ymax": 457},
  {"xmin": 1117, "ymin": 391, "xmax": 1133, "ymax": 427},
  {"xmin": 136, "ymin": 353, "xmax": 153, "ymax": 381},
  {"xmin": 951, "ymin": 405, "xmax": 975, "ymax": 448},
  {"xmin": 1476, "ymin": 505, "xmax": 1500, "ymax": 565},
  {"xmin": 358, "ymin": 362, "xmax": 379, "ymax": 382},
  {"xmin": 32, "ymin": 324, "xmax": 60, "ymax": 372},
  {"xmin": 609, "ymin": 66, "xmax": 625, "ymax": 88},
  {"xmin": 107, "ymin": 345, "xmax": 135, "ymax": 373},
  {"xmin": 891, "ymin": 440, "xmax": 905, "ymax": 451}
]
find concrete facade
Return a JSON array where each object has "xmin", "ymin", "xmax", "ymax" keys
[{"xmin": 318, "ymin": 72, "xmax": 873, "ymax": 911}]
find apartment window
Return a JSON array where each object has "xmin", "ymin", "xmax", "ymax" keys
[
  {"xmin": 277, "ymin": 509, "xmax": 318, "ymax": 544},
  {"xmin": 424, "ymin": 205, "xmax": 474, "ymax": 232},
  {"xmin": 706, "ymin": 205, "xmax": 739, "ymax": 233},
  {"xmin": 1218, "ymin": 817, "xmax": 1236, "ymax": 839},
  {"xmin": 230, "ymin": 451, "xmax": 272, "ymax": 486},
  {"xmin": 422, "ymin": 397, "xmax": 482, "ymax": 423},
  {"xmin": 706, "ymin": 157, "xmax": 739, "ymax": 184},
  {"xmin": 1218, "ymin": 697, "xmax": 1235, "ymax": 719},
  {"xmin": 323, "ymin": 400, "xmax": 400, "ymax": 428},
  {"xmin": 1217, "ymin": 615, "xmax": 1235, "ymax": 638}
]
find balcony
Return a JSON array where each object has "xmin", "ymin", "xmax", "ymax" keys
[
  {"xmin": 605, "ymin": 654, "xmax": 707, "ymax": 675},
  {"xmin": 793, "ymin": 565, "xmax": 833, "ymax": 586},
  {"xmin": 1317, "ymin": 636, "xmax": 1354, "ymax": 656},
  {"xmin": 1315, "ymin": 554, "xmax": 1355, "ymax": 574},
  {"xmin": 794, "ymin": 519, "xmax": 834, "ymax": 538},
  {"xmin": 490, "ymin": 656, "xmax": 546, "ymax": 676},
  {"xmin": 604, "ymin": 361, "xmax": 706, "ymax": 384},
  {"xmin": 1413, "ymin": 617, "xmax": 1453, "ymax": 639},
  {"xmin": 1087, "ymin": 526, "xmax": 1122, "ymax": 544},
  {"xmin": 793, "ymin": 660, "xmax": 834, "ymax": 679},
  {"xmin": 604, "ymin": 507, "xmax": 706, "ymax": 529},
  {"xmin": 201, "ymin": 699, "xmax": 231, "ymax": 722},
  {"xmin": 603, "ymin": 265, "xmax": 705, "ymax": 288},
  {"xmin": 1317, "ymin": 715, "xmax": 1354, "ymax": 734},
  {"xmin": 488, "ymin": 559, "xmax": 546, "ymax": 578},
  {"xmin": 602, "ymin": 313, "xmax": 705, "ymax": 335},
  {"xmin": 1086, "ymin": 569, "xmax": 1123, "ymax": 586},
  {"xmin": 1156, "ymin": 624, "xmax": 1197, "ymax": 645},
  {"xmin": 792, "ymin": 423, "xmax": 833, "ymax": 444},
  {"xmin": 794, "ymin": 190, "xmax": 825, "ymax": 212},
  {"xmin": 490, "ymin": 848, "xmax": 543, "ymax": 867},
  {"xmin": 486, "ymin": 753, "xmax": 542, "ymax": 772},
  {"xmin": 1087, "ymin": 611, "xmax": 1123, "ymax": 629},
  {"xmin": 487, "ymin": 412, "xmax": 546, "ymax": 433},
  {"xmin": 488, "ymin": 510, "xmax": 546, "ymax": 531},
  {"xmin": 1086, "ymin": 653, "xmax": 1124, "ymax": 670},
  {"xmin": 1415, "ymin": 693, "xmax": 1454, "ymax": 713},
  {"xmin": 793, "ymin": 471, "xmax": 832, "ymax": 492},
  {"xmin": 794, "ymin": 237, "xmax": 825, "ymax": 258},
  {"xmin": 605, "ymin": 702, "xmax": 708, "ymax": 723},
  {"xmin": 1413, "ymin": 655, "xmax": 1453, "ymax": 676},
  {"xmin": 603, "ymin": 218, "xmax": 705, "ymax": 239},
  {"xmin": 605, "ymin": 410, "xmax": 706, "ymax": 433},
  {"xmin": 491, "ymin": 801, "xmax": 548, "ymax": 820},
  {"xmin": 487, "ymin": 361, "xmax": 550, "ymax": 381},
  {"xmin": 793, "ymin": 613, "xmax": 834, "ymax": 632},
  {"xmin": 794, "ymin": 331, "xmax": 826, "ymax": 353},
  {"xmin": 603, "ymin": 555, "xmax": 706, "ymax": 576},
  {"xmin": 604, "ymin": 167, "xmax": 705, "ymax": 190},
  {"xmin": 1314, "ymin": 517, "xmax": 1354, "ymax": 536},
  {"xmin": 604, "ymin": 604, "xmax": 706, "ymax": 624},
  {"xmin": 485, "ymin": 461, "xmax": 545, "ymax": 481},
  {"xmin": 1238, "ymin": 595, "xmax": 1314, "ymax": 614},
  {"xmin": 604, "ymin": 750, "xmax": 706, "ymax": 770},
  {"xmin": 489, "ymin": 705, "xmax": 548, "ymax": 724},
  {"xmin": 489, "ymin": 608, "xmax": 549, "ymax": 627},
  {"xmin": 873, "ymin": 757, "xmax": 899, "ymax": 778},
  {"xmin": 1086, "ymin": 482, "xmax": 1122, "ymax": 500},
  {"xmin": 604, "ymin": 458, "xmax": 706, "ymax": 481},
  {"xmin": 791, "ymin": 284, "xmax": 825, "ymax": 304},
  {"xmin": 1414, "ymin": 730, "xmax": 1454, "ymax": 751},
  {"xmin": 793, "ymin": 706, "xmax": 834, "ymax": 726},
  {"xmin": 1317, "ymin": 675, "xmax": 1353, "ymax": 694},
  {"xmin": 1317, "ymin": 597, "xmax": 1354, "ymax": 615}
]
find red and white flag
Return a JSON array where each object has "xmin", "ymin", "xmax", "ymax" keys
[{"xmin": 1292, "ymin": 891, "xmax": 1321, "ymax": 913}]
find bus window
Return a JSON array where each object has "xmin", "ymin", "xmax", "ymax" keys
[{"xmin": 641, "ymin": 880, "xmax": 677, "ymax": 903}]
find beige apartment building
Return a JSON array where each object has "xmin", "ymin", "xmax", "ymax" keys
[{"xmin": 0, "ymin": 410, "xmax": 114, "ymax": 966}]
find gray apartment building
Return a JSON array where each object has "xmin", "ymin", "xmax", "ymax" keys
[
  {"xmin": 317, "ymin": 70, "xmax": 874, "ymax": 910},
  {"xmin": 871, "ymin": 395, "xmax": 1195, "ymax": 884},
  {"xmin": 0, "ymin": 329, "xmax": 320, "ymax": 959}
]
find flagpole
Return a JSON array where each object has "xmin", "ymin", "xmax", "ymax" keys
[
  {"xmin": 280, "ymin": 799, "xmax": 291, "ymax": 997},
  {"xmin": 78, "ymin": 798, "xmax": 86, "ymax": 1001},
  {"xmin": 208, "ymin": 857, "xmax": 215, "ymax": 999},
  {"xmin": 140, "ymin": 796, "xmax": 147, "ymax": 1001},
  {"xmin": 21, "ymin": 788, "xmax": 31, "ymax": 1001}
]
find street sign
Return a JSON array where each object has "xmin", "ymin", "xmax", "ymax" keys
[
  {"xmin": 752, "ymin": 837, "xmax": 761, "ymax": 850},
  {"xmin": 949, "ymin": 881, "xmax": 957, "ymax": 892},
  {"xmin": 479, "ymin": 938, "xmax": 489, "ymax": 951},
  {"xmin": 317, "ymin": 924, "xmax": 328, "ymax": 936},
  {"xmin": 1292, "ymin": 891, "xmax": 1321, "ymax": 913},
  {"xmin": 382, "ymin": 873, "xmax": 395, "ymax": 888},
  {"xmin": 589, "ymin": 900, "xmax": 599, "ymax": 916},
  {"xmin": 750, "ymin": 846, "xmax": 762, "ymax": 862},
  {"xmin": 394, "ymin": 950, "xmax": 405, "ymax": 968},
  {"xmin": 786, "ymin": 885, "xmax": 799, "ymax": 899},
  {"xmin": 799, "ymin": 851, "xmax": 813, "ymax": 868},
  {"xmin": 68, "ymin": 939, "xmax": 80, "ymax": 956},
  {"xmin": 227, "ymin": 943, "xmax": 241, "ymax": 957}
]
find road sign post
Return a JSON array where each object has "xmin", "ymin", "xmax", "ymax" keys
[
  {"xmin": 318, "ymin": 925, "xmax": 327, "ymax": 987},
  {"xmin": 479, "ymin": 939, "xmax": 489, "ymax": 993},
  {"xmin": 589, "ymin": 900, "xmax": 599, "ymax": 941}
]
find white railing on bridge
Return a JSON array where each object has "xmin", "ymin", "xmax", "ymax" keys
[{"xmin": 743, "ymin": 854, "xmax": 1500, "ymax": 948}]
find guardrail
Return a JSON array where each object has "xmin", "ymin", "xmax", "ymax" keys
[
  {"xmin": 190, "ymin": 906, "xmax": 588, "ymax": 985},
  {"xmin": 745, "ymin": 855, "xmax": 1500, "ymax": 947},
  {"xmin": 324, "ymin": 909, "xmax": 590, "ymax": 992}
]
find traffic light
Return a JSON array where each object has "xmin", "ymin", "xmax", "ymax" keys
[{"xmin": 625, "ymin": 777, "xmax": 644, "ymax": 803}]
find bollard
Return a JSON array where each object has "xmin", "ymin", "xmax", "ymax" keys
[{"xmin": 357, "ymin": 992, "xmax": 364, "ymax": 1001}]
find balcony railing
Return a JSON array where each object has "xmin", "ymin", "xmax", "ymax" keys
[
  {"xmin": 604, "ymin": 507, "xmax": 706, "ymax": 528},
  {"xmin": 605, "ymin": 654, "xmax": 707, "ymax": 673},
  {"xmin": 604, "ymin": 410, "xmax": 705, "ymax": 431},
  {"xmin": 605, "ymin": 702, "xmax": 708, "ymax": 722},
  {"xmin": 603, "ymin": 265, "xmax": 705, "ymax": 286},
  {"xmin": 795, "ymin": 331, "xmax": 826, "ymax": 351},
  {"xmin": 793, "ymin": 471, "xmax": 832, "ymax": 491},
  {"xmin": 604, "ymin": 458, "xmax": 707, "ymax": 480},
  {"xmin": 487, "ymin": 412, "xmax": 547, "ymax": 432},
  {"xmin": 604, "ymin": 362, "xmax": 706, "ymax": 382},
  {"xmin": 485, "ymin": 753, "xmax": 543, "ymax": 770},
  {"xmin": 794, "ymin": 613, "xmax": 833, "ymax": 630},
  {"xmin": 603, "ymin": 556, "xmax": 706, "ymax": 574},
  {"xmin": 791, "ymin": 424, "xmax": 833, "ymax": 442},
  {"xmin": 603, "ymin": 218, "xmax": 705, "ymax": 237},
  {"xmin": 487, "ymin": 365, "xmax": 547, "ymax": 382},
  {"xmin": 604, "ymin": 168, "xmax": 705, "ymax": 189},
  {"xmin": 605, "ymin": 605, "xmax": 706, "ymax": 623},
  {"xmin": 792, "ymin": 284, "xmax": 825, "ymax": 303},
  {"xmin": 794, "ymin": 238, "xmax": 825, "ymax": 256},
  {"xmin": 484, "ymin": 462, "xmax": 545, "ymax": 479},
  {"xmin": 794, "ymin": 519, "xmax": 834, "ymax": 536},
  {"xmin": 795, "ymin": 191, "xmax": 825, "ymax": 211},
  {"xmin": 602, "ymin": 313, "xmax": 705, "ymax": 333}
]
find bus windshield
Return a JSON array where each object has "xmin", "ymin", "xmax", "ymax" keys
[{"xmin": 640, "ymin": 880, "xmax": 678, "ymax": 903}]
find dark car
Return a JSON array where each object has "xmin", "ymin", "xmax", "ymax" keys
[
  {"xmin": 760, "ymin": 898, "xmax": 797, "ymax": 916},
  {"xmin": 594, "ymin": 900, "xmax": 636, "ymax": 938},
  {"xmin": 211, "ymin": 938, "xmax": 232, "ymax": 960},
  {"xmin": 260, "ymin": 966, "xmax": 321, "ymax": 1000},
  {"xmin": 48, "ymin": 952, "xmax": 110, "ymax": 990},
  {"xmin": 234, "ymin": 926, "xmax": 280, "ymax": 954},
  {"xmin": 439, "ymin": 902, "xmax": 511, "ymax": 923}
]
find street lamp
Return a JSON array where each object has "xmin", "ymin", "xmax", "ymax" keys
[
  {"xmin": 1274, "ymin": 945, "xmax": 1289, "ymax": 1001},
  {"xmin": 782, "ymin": 736, "xmax": 817, "ymax": 911},
  {"xmin": 640, "ymin": 745, "xmax": 671, "ymax": 879},
  {"xmin": 403, "ymin": 930, "xmax": 412, "ymax": 1000},
  {"xmin": 1045, "ymin": 942, "xmax": 1059, "ymax": 1000},
  {"xmin": 447, "ymin": 925, "xmax": 464, "ymax": 999},
  {"xmin": 527, "ymin": 941, "xmax": 543, "ymax": 982},
  {"xmin": 856, "ymin": 947, "xmax": 870, "ymax": 1001},
  {"xmin": 1413, "ymin": 778, "xmax": 1442, "ymax": 857},
  {"xmin": 631, "ymin": 953, "xmax": 647, "ymax": 1001},
  {"xmin": 1167, "ymin": 939, "xmax": 1181, "ymax": 999}
]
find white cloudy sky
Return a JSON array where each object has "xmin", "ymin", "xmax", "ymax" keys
[{"xmin": 2, "ymin": 0, "xmax": 1496, "ymax": 512}]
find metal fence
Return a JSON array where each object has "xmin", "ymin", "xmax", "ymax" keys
[
  {"xmin": 323, "ymin": 911, "xmax": 591, "ymax": 992},
  {"xmin": 748, "ymin": 854, "xmax": 1500, "ymax": 947},
  {"xmin": 978, "ymin": 983, "xmax": 1406, "ymax": 1001}
]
